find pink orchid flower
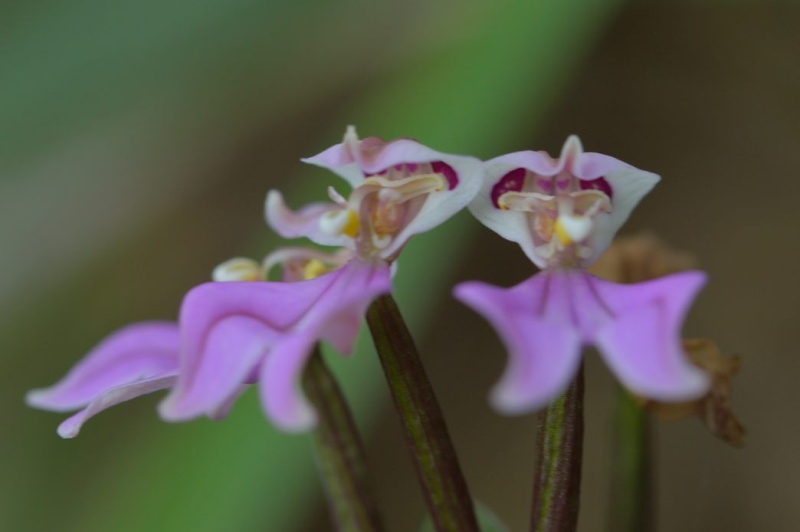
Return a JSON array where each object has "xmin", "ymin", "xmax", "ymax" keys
[
  {"xmin": 455, "ymin": 136, "xmax": 710, "ymax": 414},
  {"xmin": 159, "ymin": 126, "xmax": 484, "ymax": 431}
]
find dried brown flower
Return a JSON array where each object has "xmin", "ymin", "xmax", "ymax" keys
[{"xmin": 590, "ymin": 234, "xmax": 745, "ymax": 447}]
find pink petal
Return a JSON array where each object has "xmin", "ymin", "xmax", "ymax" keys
[
  {"xmin": 26, "ymin": 322, "xmax": 178, "ymax": 412},
  {"xmin": 454, "ymin": 274, "xmax": 583, "ymax": 414},
  {"xmin": 265, "ymin": 190, "xmax": 352, "ymax": 248},
  {"xmin": 260, "ymin": 333, "xmax": 318, "ymax": 432},
  {"xmin": 259, "ymin": 260, "xmax": 392, "ymax": 431},
  {"xmin": 456, "ymin": 270, "xmax": 710, "ymax": 415},
  {"xmin": 380, "ymin": 153, "xmax": 483, "ymax": 259},
  {"xmin": 301, "ymin": 127, "xmax": 484, "ymax": 260},
  {"xmin": 305, "ymin": 259, "xmax": 393, "ymax": 353},
  {"xmin": 158, "ymin": 316, "xmax": 277, "ymax": 420},
  {"xmin": 471, "ymin": 137, "xmax": 659, "ymax": 269},
  {"xmin": 57, "ymin": 376, "xmax": 176, "ymax": 438},
  {"xmin": 590, "ymin": 272, "xmax": 710, "ymax": 400},
  {"xmin": 160, "ymin": 259, "xmax": 392, "ymax": 428}
]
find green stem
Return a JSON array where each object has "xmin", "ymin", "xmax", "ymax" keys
[
  {"xmin": 302, "ymin": 348, "xmax": 383, "ymax": 532},
  {"xmin": 530, "ymin": 362, "xmax": 585, "ymax": 532},
  {"xmin": 608, "ymin": 386, "xmax": 652, "ymax": 532},
  {"xmin": 365, "ymin": 294, "xmax": 478, "ymax": 532}
]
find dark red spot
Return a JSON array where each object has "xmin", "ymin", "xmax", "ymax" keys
[
  {"xmin": 491, "ymin": 168, "xmax": 526, "ymax": 207},
  {"xmin": 431, "ymin": 161, "xmax": 458, "ymax": 190},
  {"xmin": 579, "ymin": 177, "xmax": 613, "ymax": 199}
]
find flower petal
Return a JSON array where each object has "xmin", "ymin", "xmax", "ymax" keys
[
  {"xmin": 258, "ymin": 260, "xmax": 391, "ymax": 431},
  {"xmin": 380, "ymin": 153, "xmax": 483, "ymax": 259},
  {"xmin": 260, "ymin": 333, "xmax": 318, "ymax": 432},
  {"xmin": 470, "ymin": 138, "xmax": 659, "ymax": 268},
  {"xmin": 160, "ymin": 259, "xmax": 392, "ymax": 426},
  {"xmin": 300, "ymin": 127, "xmax": 484, "ymax": 259},
  {"xmin": 258, "ymin": 260, "xmax": 391, "ymax": 432},
  {"xmin": 454, "ymin": 274, "xmax": 583, "ymax": 414},
  {"xmin": 57, "ymin": 376, "xmax": 176, "ymax": 438},
  {"xmin": 265, "ymin": 190, "xmax": 352, "ymax": 248},
  {"xmin": 158, "ymin": 316, "xmax": 276, "ymax": 420},
  {"xmin": 299, "ymin": 259, "xmax": 392, "ymax": 353},
  {"xmin": 590, "ymin": 271, "xmax": 711, "ymax": 400},
  {"xmin": 300, "ymin": 126, "xmax": 365, "ymax": 187},
  {"xmin": 26, "ymin": 322, "xmax": 178, "ymax": 412},
  {"xmin": 600, "ymin": 167, "xmax": 659, "ymax": 243}
]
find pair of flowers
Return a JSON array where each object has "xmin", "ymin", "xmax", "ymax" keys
[{"xmin": 28, "ymin": 126, "xmax": 709, "ymax": 437}]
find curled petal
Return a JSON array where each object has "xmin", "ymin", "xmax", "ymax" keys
[
  {"xmin": 591, "ymin": 272, "xmax": 710, "ymax": 401},
  {"xmin": 456, "ymin": 270, "xmax": 709, "ymax": 414},
  {"xmin": 302, "ymin": 126, "xmax": 467, "ymax": 182},
  {"xmin": 380, "ymin": 154, "xmax": 483, "ymax": 259},
  {"xmin": 26, "ymin": 322, "xmax": 178, "ymax": 412},
  {"xmin": 300, "ymin": 259, "xmax": 392, "ymax": 353},
  {"xmin": 57, "ymin": 376, "xmax": 175, "ymax": 438},
  {"xmin": 300, "ymin": 126, "xmax": 365, "ymax": 187},
  {"xmin": 265, "ymin": 190, "xmax": 352, "ymax": 248},
  {"xmin": 259, "ymin": 260, "xmax": 391, "ymax": 431},
  {"xmin": 260, "ymin": 333, "xmax": 318, "ymax": 432},
  {"xmin": 159, "ymin": 316, "xmax": 277, "ymax": 421},
  {"xmin": 160, "ymin": 259, "xmax": 392, "ymax": 427},
  {"xmin": 454, "ymin": 275, "xmax": 583, "ymax": 414}
]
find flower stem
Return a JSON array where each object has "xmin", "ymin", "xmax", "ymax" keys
[
  {"xmin": 530, "ymin": 362, "xmax": 585, "ymax": 532},
  {"xmin": 608, "ymin": 386, "xmax": 652, "ymax": 532},
  {"xmin": 366, "ymin": 294, "xmax": 478, "ymax": 532},
  {"xmin": 302, "ymin": 348, "xmax": 384, "ymax": 532}
]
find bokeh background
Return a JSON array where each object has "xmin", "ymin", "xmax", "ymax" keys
[{"xmin": 3, "ymin": 1, "xmax": 799, "ymax": 530}]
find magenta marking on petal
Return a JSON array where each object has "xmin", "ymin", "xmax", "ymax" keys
[
  {"xmin": 556, "ymin": 178, "xmax": 571, "ymax": 190},
  {"xmin": 406, "ymin": 163, "xmax": 418, "ymax": 172},
  {"xmin": 536, "ymin": 177, "xmax": 554, "ymax": 193},
  {"xmin": 579, "ymin": 177, "xmax": 613, "ymax": 199},
  {"xmin": 490, "ymin": 168, "xmax": 526, "ymax": 207},
  {"xmin": 431, "ymin": 161, "xmax": 458, "ymax": 190}
]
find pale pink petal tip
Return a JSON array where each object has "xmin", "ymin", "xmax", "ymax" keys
[
  {"xmin": 56, "ymin": 376, "xmax": 176, "ymax": 438},
  {"xmin": 264, "ymin": 190, "xmax": 351, "ymax": 248},
  {"xmin": 454, "ymin": 277, "xmax": 583, "ymax": 415},
  {"xmin": 27, "ymin": 321, "xmax": 180, "ymax": 437}
]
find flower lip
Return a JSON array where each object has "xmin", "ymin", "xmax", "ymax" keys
[{"xmin": 454, "ymin": 269, "xmax": 711, "ymax": 414}]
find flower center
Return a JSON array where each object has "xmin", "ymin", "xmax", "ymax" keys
[
  {"xmin": 320, "ymin": 168, "xmax": 449, "ymax": 258},
  {"xmin": 495, "ymin": 169, "xmax": 612, "ymax": 268},
  {"xmin": 301, "ymin": 259, "xmax": 330, "ymax": 280}
]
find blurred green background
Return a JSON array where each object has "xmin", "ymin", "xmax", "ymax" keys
[{"xmin": 4, "ymin": 1, "xmax": 799, "ymax": 531}]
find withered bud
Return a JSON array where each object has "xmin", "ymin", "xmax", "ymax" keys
[
  {"xmin": 591, "ymin": 234, "xmax": 745, "ymax": 447},
  {"xmin": 588, "ymin": 233, "xmax": 695, "ymax": 283},
  {"xmin": 637, "ymin": 339, "xmax": 745, "ymax": 447}
]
